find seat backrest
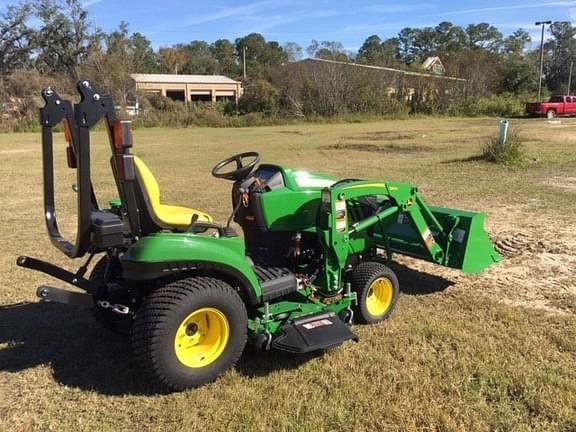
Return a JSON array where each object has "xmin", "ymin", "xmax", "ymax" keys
[
  {"xmin": 133, "ymin": 156, "xmax": 161, "ymax": 208},
  {"xmin": 131, "ymin": 155, "xmax": 173, "ymax": 234}
]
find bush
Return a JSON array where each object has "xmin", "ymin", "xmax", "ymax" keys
[
  {"xmin": 482, "ymin": 128, "xmax": 526, "ymax": 165},
  {"xmin": 238, "ymin": 79, "xmax": 280, "ymax": 115},
  {"xmin": 447, "ymin": 93, "xmax": 527, "ymax": 117}
]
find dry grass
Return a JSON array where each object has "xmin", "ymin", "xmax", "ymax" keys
[{"xmin": 1, "ymin": 117, "xmax": 575, "ymax": 431}]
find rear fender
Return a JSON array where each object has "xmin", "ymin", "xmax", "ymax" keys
[{"xmin": 121, "ymin": 233, "xmax": 262, "ymax": 304}]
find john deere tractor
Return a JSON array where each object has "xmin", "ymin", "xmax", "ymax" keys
[{"xmin": 18, "ymin": 81, "xmax": 501, "ymax": 391}]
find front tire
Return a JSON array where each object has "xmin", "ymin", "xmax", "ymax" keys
[
  {"xmin": 131, "ymin": 276, "xmax": 247, "ymax": 391},
  {"xmin": 351, "ymin": 262, "xmax": 399, "ymax": 324}
]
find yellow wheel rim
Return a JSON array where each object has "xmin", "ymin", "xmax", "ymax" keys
[
  {"xmin": 174, "ymin": 307, "xmax": 230, "ymax": 368},
  {"xmin": 366, "ymin": 277, "xmax": 394, "ymax": 316}
]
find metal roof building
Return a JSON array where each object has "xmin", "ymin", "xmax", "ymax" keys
[
  {"xmin": 282, "ymin": 58, "xmax": 466, "ymax": 107},
  {"xmin": 130, "ymin": 74, "xmax": 243, "ymax": 104}
]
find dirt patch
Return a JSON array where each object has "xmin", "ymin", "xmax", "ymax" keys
[
  {"xmin": 344, "ymin": 131, "xmax": 416, "ymax": 141},
  {"xmin": 544, "ymin": 176, "xmax": 576, "ymax": 192},
  {"xmin": 475, "ymin": 229, "xmax": 576, "ymax": 315},
  {"xmin": 325, "ymin": 142, "xmax": 429, "ymax": 154},
  {"xmin": 493, "ymin": 232, "xmax": 569, "ymax": 257},
  {"xmin": 276, "ymin": 130, "xmax": 306, "ymax": 135}
]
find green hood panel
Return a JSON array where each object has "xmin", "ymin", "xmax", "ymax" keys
[
  {"xmin": 257, "ymin": 164, "xmax": 336, "ymax": 232},
  {"xmin": 279, "ymin": 166, "xmax": 336, "ymax": 191}
]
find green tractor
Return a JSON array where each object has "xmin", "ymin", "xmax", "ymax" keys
[{"xmin": 18, "ymin": 81, "xmax": 501, "ymax": 391}]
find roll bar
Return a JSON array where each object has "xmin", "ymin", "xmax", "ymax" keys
[{"xmin": 40, "ymin": 80, "xmax": 115, "ymax": 258}]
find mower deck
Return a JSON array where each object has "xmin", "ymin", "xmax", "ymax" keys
[{"xmin": 271, "ymin": 311, "xmax": 358, "ymax": 354}]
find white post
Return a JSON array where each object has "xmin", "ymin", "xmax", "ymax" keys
[{"xmin": 498, "ymin": 119, "xmax": 509, "ymax": 149}]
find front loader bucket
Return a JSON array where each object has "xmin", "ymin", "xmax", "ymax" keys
[
  {"xmin": 430, "ymin": 207, "xmax": 502, "ymax": 273},
  {"xmin": 383, "ymin": 206, "xmax": 501, "ymax": 273}
]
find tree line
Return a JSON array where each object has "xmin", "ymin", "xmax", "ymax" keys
[{"xmin": 2, "ymin": 0, "xmax": 576, "ymax": 122}]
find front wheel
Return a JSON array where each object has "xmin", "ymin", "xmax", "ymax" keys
[
  {"xmin": 131, "ymin": 276, "xmax": 247, "ymax": 391},
  {"xmin": 351, "ymin": 262, "xmax": 400, "ymax": 324}
]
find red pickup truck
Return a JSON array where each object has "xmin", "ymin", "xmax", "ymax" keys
[{"xmin": 526, "ymin": 95, "xmax": 576, "ymax": 118}]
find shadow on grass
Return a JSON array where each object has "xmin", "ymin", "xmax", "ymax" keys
[
  {"xmin": 388, "ymin": 262, "xmax": 454, "ymax": 295},
  {"xmin": 0, "ymin": 301, "xmax": 158, "ymax": 396},
  {"xmin": 0, "ymin": 301, "xmax": 325, "ymax": 394},
  {"xmin": 236, "ymin": 349, "xmax": 323, "ymax": 378},
  {"xmin": 0, "ymin": 264, "xmax": 452, "ymax": 394},
  {"xmin": 441, "ymin": 154, "xmax": 485, "ymax": 164}
]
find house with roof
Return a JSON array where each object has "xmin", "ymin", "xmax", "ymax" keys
[{"xmin": 422, "ymin": 57, "xmax": 446, "ymax": 75}]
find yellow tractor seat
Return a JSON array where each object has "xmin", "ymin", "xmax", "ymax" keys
[{"xmin": 133, "ymin": 156, "xmax": 212, "ymax": 230}]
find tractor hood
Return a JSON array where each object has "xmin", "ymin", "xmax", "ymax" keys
[{"xmin": 279, "ymin": 166, "xmax": 336, "ymax": 191}]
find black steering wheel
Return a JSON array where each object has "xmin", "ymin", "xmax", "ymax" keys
[{"xmin": 211, "ymin": 151, "xmax": 261, "ymax": 181}]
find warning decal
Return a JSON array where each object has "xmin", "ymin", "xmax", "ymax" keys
[
  {"xmin": 422, "ymin": 228, "xmax": 435, "ymax": 248},
  {"xmin": 302, "ymin": 319, "xmax": 334, "ymax": 330}
]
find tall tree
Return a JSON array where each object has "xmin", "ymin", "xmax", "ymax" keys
[
  {"xmin": 397, "ymin": 28, "xmax": 419, "ymax": 63},
  {"xmin": 158, "ymin": 47, "xmax": 187, "ymax": 74},
  {"xmin": 382, "ymin": 38, "xmax": 401, "ymax": 66},
  {"xmin": 499, "ymin": 29, "xmax": 536, "ymax": 94},
  {"xmin": 500, "ymin": 56, "xmax": 538, "ymax": 94},
  {"xmin": 283, "ymin": 42, "xmax": 303, "ymax": 63},
  {"xmin": 0, "ymin": 2, "xmax": 34, "ymax": 84},
  {"xmin": 466, "ymin": 23, "xmax": 503, "ymax": 51},
  {"xmin": 307, "ymin": 40, "xmax": 349, "ymax": 62},
  {"xmin": 210, "ymin": 39, "xmax": 238, "ymax": 76},
  {"xmin": 235, "ymin": 33, "xmax": 287, "ymax": 80},
  {"xmin": 130, "ymin": 32, "xmax": 158, "ymax": 73},
  {"xmin": 81, "ymin": 22, "xmax": 156, "ymax": 105},
  {"xmin": 412, "ymin": 27, "xmax": 439, "ymax": 61},
  {"xmin": 503, "ymin": 29, "xmax": 531, "ymax": 56},
  {"xmin": 34, "ymin": 0, "xmax": 95, "ymax": 80},
  {"xmin": 357, "ymin": 35, "xmax": 400, "ymax": 67},
  {"xmin": 357, "ymin": 35, "xmax": 383, "ymax": 64},
  {"xmin": 179, "ymin": 40, "xmax": 218, "ymax": 74},
  {"xmin": 434, "ymin": 22, "xmax": 467, "ymax": 54},
  {"xmin": 544, "ymin": 21, "xmax": 576, "ymax": 93}
]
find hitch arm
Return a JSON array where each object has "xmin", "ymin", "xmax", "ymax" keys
[{"xmin": 16, "ymin": 256, "xmax": 102, "ymax": 294}]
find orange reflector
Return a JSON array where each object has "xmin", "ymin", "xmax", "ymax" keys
[
  {"xmin": 113, "ymin": 120, "xmax": 133, "ymax": 148},
  {"xmin": 113, "ymin": 119, "xmax": 123, "ymax": 148},
  {"xmin": 63, "ymin": 119, "xmax": 72, "ymax": 143}
]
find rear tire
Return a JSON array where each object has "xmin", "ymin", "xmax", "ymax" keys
[
  {"xmin": 131, "ymin": 276, "xmax": 247, "ymax": 391},
  {"xmin": 351, "ymin": 261, "xmax": 399, "ymax": 324},
  {"xmin": 546, "ymin": 109, "xmax": 556, "ymax": 119}
]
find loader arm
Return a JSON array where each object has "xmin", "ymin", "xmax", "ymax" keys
[{"xmin": 317, "ymin": 180, "xmax": 501, "ymax": 293}]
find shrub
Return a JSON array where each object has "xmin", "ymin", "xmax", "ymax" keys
[
  {"xmin": 239, "ymin": 79, "xmax": 280, "ymax": 115},
  {"xmin": 447, "ymin": 93, "xmax": 527, "ymax": 117},
  {"xmin": 482, "ymin": 128, "xmax": 526, "ymax": 165}
]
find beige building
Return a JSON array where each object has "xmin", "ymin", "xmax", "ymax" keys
[{"xmin": 131, "ymin": 73, "xmax": 244, "ymax": 104}]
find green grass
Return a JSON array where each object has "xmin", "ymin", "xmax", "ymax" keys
[{"xmin": 1, "ymin": 117, "xmax": 575, "ymax": 431}]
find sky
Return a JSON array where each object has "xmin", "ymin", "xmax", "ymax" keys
[{"xmin": 3, "ymin": 0, "xmax": 576, "ymax": 52}]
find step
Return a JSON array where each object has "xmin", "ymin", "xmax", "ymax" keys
[
  {"xmin": 271, "ymin": 311, "xmax": 358, "ymax": 354},
  {"xmin": 254, "ymin": 266, "xmax": 299, "ymax": 302}
]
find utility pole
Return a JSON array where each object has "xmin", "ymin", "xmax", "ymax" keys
[
  {"xmin": 535, "ymin": 20, "xmax": 552, "ymax": 101},
  {"xmin": 568, "ymin": 61, "xmax": 574, "ymax": 95},
  {"xmin": 242, "ymin": 46, "xmax": 247, "ymax": 83}
]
